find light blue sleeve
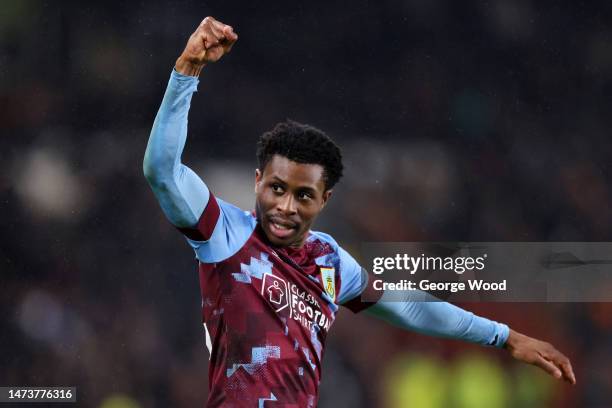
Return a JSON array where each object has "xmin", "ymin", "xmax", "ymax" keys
[
  {"xmin": 336, "ymin": 246, "xmax": 368, "ymax": 305},
  {"xmin": 335, "ymin": 244, "xmax": 509, "ymax": 348},
  {"xmin": 365, "ymin": 290, "xmax": 510, "ymax": 347},
  {"xmin": 185, "ymin": 199, "xmax": 257, "ymax": 263},
  {"xmin": 311, "ymin": 231, "xmax": 509, "ymax": 347},
  {"xmin": 143, "ymin": 70, "xmax": 256, "ymax": 263},
  {"xmin": 143, "ymin": 69, "xmax": 209, "ymax": 228}
]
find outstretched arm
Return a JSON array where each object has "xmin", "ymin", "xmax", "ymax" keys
[
  {"xmin": 366, "ymin": 290, "xmax": 575, "ymax": 384},
  {"xmin": 365, "ymin": 290, "xmax": 509, "ymax": 346},
  {"xmin": 143, "ymin": 17, "xmax": 238, "ymax": 228}
]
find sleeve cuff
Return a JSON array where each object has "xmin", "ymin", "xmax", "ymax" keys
[
  {"xmin": 492, "ymin": 323, "xmax": 510, "ymax": 348},
  {"xmin": 170, "ymin": 68, "xmax": 200, "ymax": 89}
]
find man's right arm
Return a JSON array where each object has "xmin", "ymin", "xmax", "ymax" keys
[
  {"xmin": 143, "ymin": 70, "xmax": 209, "ymax": 228},
  {"xmin": 144, "ymin": 18, "xmax": 255, "ymax": 263},
  {"xmin": 143, "ymin": 17, "xmax": 238, "ymax": 229}
]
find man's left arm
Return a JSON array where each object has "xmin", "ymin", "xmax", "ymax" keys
[
  {"xmin": 364, "ymin": 291, "xmax": 576, "ymax": 384},
  {"xmin": 334, "ymin": 245, "xmax": 576, "ymax": 385}
]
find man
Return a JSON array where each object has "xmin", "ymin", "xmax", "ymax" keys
[{"xmin": 144, "ymin": 16, "xmax": 575, "ymax": 407}]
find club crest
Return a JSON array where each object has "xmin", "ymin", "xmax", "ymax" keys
[{"xmin": 320, "ymin": 266, "xmax": 336, "ymax": 302}]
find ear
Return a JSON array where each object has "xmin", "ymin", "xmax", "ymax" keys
[
  {"xmin": 320, "ymin": 189, "xmax": 333, "ymax": 209},
  {"xmin": 254, "ymin": 168, "xmax": 262, "ymax": 193}
]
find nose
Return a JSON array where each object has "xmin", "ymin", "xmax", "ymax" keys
[{"xmin": 277, "ymin": 194, "xmax": 297, "ymax": 215}]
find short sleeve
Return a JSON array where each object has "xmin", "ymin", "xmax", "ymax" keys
[
  {"xmin": 179, "ymin": 194, "xmax": 257, "ymax": 263},
  {"xmin": 336, "ymin": 247, "xmax": 367, "ymax": 304},
  {"xmin": 307, "ymin": 230, "xmax": 383, "ymax": 313},
  {"xmin": 337, "ymin": 246, "xmax": 383, "ymax": 313}
]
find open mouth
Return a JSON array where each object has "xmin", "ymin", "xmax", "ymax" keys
[{"xmin": 268, "ymin": 217, "xmax": 297, "ymax": 240}]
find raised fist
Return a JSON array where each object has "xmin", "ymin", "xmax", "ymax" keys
[{"xmin": 176, "ymin": 17, "xmax": 238, "ymax": 76}]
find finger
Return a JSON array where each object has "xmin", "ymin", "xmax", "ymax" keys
[
  {"xmin": 556, "ymin": 357, "xmax": 576, "ymax": 385},
  {"xmin": 211, "ymin": 23, "xmax": 238, "ymax": 52},
  {"xmin": 209, "ymin": 20, "xmax": 227, "ymax": 40},
  {"xmin": 199, "ymin": 16, "xmax": 216, "ymax": 36},
  {"xmin": 561, "ymin": 360, "xmax": 576, "ymax": 385},
  {"xmin": 544, "ymin": 348, "xmax": 576, "ymax": 385},
  {"xmin": 223, "ymin": 25, "xmax": 238, "ymax": 42},
  {"xmin": 210, "ymin": 19, "xmax": 230, "ymax": 34},
  {"xmin": 217, "ymin": 25, "xmax": 237, "ymax": 53},
  {"xmin": 222, "ymin": 33, "xmax": 237, "ymax": 53},
  {"xmin": 207, "ymin": 18, "xmax": 237, "ymax": 41},
  {"xmin": 200, "ymin": 16, "xmax": 216, "ymax": 26},
  {"xmin": 535, "ymin": 355, "xmax": 562, "ymax": 380},
  {"xmin": 200, "ymin": 23, "xmax": 221, "ymax": 49}
]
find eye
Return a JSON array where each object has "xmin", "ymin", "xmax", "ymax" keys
[
  {"xmin": 298, "ymin": 191, "xmax": 313, "ymax": 201},
  {"xmin": 271, "ymin": 183, "xmax": 284, "ymax": 194}
]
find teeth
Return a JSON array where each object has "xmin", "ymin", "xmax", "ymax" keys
[{"xmin": 273, "ymin": 222, "xmax": 290, "ymax": 230}]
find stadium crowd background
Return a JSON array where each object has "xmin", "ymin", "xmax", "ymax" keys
[{"xmin": 2, "ymin": 0, "xmax": 611, "ymax": 406}]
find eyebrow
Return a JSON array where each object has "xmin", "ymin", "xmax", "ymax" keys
[
  {"xmin": 271, "ymin": 176, "xmax": 317, "ymax": 193},
  {"xmin": 271, "ymin": 176, "xmax": 287, "ymax": 185},
  {"xmin": 298, "ymin": 186, "xmax": 317, "ymax": 194}
]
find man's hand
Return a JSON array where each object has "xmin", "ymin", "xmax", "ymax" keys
[
  {"xmin": 504, "ymin": 329, "xmax": 576, "ymax": 384},
  {"xmin": 175, "ymin": 16, "xmax": 238, "ymax": 77}
]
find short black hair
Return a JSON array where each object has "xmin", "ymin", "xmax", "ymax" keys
[{"xmin": 256, "ymin": 119, "xmax": 343, "ymax": 190}]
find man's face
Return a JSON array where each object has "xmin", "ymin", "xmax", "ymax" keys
[{"xmin": 255, "ymin": 155, "xmax": 332, "ymax": 248}]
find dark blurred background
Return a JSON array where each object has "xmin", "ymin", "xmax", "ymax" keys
[{"xmin": 2, "ymin": 0, "xmax": 611, "ymax": 407}]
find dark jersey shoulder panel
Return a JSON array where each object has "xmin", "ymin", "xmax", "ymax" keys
[{"xmin": 179, "ymin": 193, "xmax": 258, "ymax": 264}]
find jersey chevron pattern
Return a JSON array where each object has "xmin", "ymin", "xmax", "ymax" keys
[{"xmin": 181, "ymin": 194, "xmax": 367, "ymax": 407}]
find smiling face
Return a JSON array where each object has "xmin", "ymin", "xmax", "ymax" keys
[{"xmin": 255, "ymin": 155, "xmax": 332, "ymax": 248}]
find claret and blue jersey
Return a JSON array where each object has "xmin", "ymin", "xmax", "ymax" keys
[
  {"xmin": 144, "ymin": 70, "xmax": 373, "ymax": 407},
  {"xmin": 144, "ymin": 70, "xmax": 509, "ymax": 407},
  {"xmin": 181, "ymin": 193, "xmax": 368, "ymax": 406}
]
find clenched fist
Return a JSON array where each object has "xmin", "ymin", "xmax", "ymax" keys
[{"xmin": 175, "ymin": 17, "xmax": 238, "ymax": 76}]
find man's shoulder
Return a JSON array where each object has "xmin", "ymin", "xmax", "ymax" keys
[
  {"xmin": 305, "ymin": 230, "xmax": 353, "ymax": 267},
  {"xmin": 217, "ymin": 197, "xmax": 254, "ymax": 218},
  {"xmin": 307, "ymin": 230, "xmax": 339, "ymax": 249},
  {"xmin": 186, "ymin": 197, "xmax": 257, "ymax": 264},
  {"xmin": 216, "ymin": 197, "xmax": 258, "ymax": 231}
]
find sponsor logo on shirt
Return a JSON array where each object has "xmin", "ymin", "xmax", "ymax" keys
[
  {"xmin": 261, "ymin": 273, "xmax": 289, "ymax": 312},
  {"xmin": 261, "ymin": 272, "xmax": 331, "ymax": 331}
]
